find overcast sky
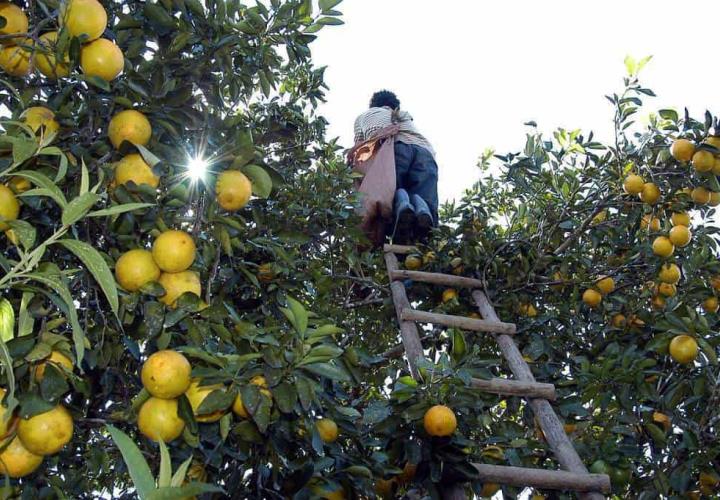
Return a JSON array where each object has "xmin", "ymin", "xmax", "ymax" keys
[{"xmin": 312, "ymin": 0, "xmax": 720, "ymax": 204}]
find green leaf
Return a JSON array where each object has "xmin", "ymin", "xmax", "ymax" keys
[
  {"xmin": 196, "ymin": 389, "xmax": 234, "ymax": 415},
  {"xmin": 84, "ymin": 75, "xmax": 111, "ymax": 91},
  {"xmin": 107, "ymin": 425, "xmax": 155, "ymax": 499},
  {"xmin": 301, "ymin": 362, "xmax": 351, "ymax": 382},
  {"xmin": 88, "ymin": 202, "xmax": 155, "ymax": 217},
  {"xmin": 12, "ymin": 138, "xmax": 37, "ymax": 166},
  {"xmin": 0, "ymin": 299, "xmax": 14, "ymax": 343},
  {"xmin": 158, "ymin": 440, "xmax": 172, "ymax": 488},
  {"xmin": 136, "ymin": 144, "xmax": 162, "ymax": 168},
  {"xmin": 344, "ymin": 465, "xmax": 372, "ymax": 478},
  {"xmin": 7, "ymin": 220, "xmax": 36, "ymax": 250},
  {"xmin": 319, "ymin": 0, "xmax": 342, "ymax": 12},
  {"xmin": 17, "ymin": 292, "xmax": 33, "ymax": 337},
  {"xmin": 316, "ymin": 16, "xmax": 343, "ymax": 25},
  {"xmin": 147, "ymin": 484, "xmax": 224, "ymax": 500},
  {"xmin": 57, "ymin": 239, "xmax": 119, "ymax": 317},
  {"xmin": 80, "ymin": 158, "xmax": 89, "ymax": 195},
  {"xmin": 26, "ymin": 272, "xmax": 85, "ymax": 367},
  {"xmin": 286, "ymin": 296, "xmax": 308, "ymax": 335},
  {"xmin": 62, "ymin": 193, "xmax": 101, "ymax": 226},
  {"xmin": 170, "ymin": 456, "xmax": 193, "ymax": 487},
  {"xmin": 13, "ymin": 170, "xmax": 67, "ymax": 207},
  {"xmin": 240, "ymin": 164, "xmax": 272, "ymax": 198}
]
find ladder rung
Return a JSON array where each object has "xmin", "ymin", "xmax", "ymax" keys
[
  {"xmin": 471, "ymin": 377, "xmax": 556, "ymax": 400},
  {"xmin": 383, "ymin": 243, "xmax": 418, "ymax": 255},
  {"xmin": 473, "ymin": 463, "xmax": 611, "ymax": 493},
  {"xmin": 401, "ymin": 308, "xmax": 516, "ymax": 334},
  {"xmin": 390, "ymin": 269, "xmax": 484, "ymax": 288}
]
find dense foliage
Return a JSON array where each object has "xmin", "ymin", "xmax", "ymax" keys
[{"xmin": 0, "ymin": 0, "xmax": 717, "ymax": 497}]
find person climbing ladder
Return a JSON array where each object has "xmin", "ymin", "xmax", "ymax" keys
[{"xmin": 351, "ymin": 90, "xmax": 439, "ymax": 244}]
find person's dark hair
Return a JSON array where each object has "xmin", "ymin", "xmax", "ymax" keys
[{"xmin": 370, "ymin": 90, "xmax": 400, "ymax": 110}]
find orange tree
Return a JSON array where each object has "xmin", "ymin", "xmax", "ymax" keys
[
  {"xmin": 392, "ymin": 57, "xmax": 720, "ymax": 498},
  {"xmin": 0, "ymin": 0, "xmax": 409, "ymax": 497}
]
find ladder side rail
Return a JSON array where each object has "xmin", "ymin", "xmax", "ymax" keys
[{"xmin": 472, "ymin": 290, "xmax": 609, "ymax": 500}]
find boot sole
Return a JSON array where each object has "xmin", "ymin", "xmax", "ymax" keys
[
  {"xmin": 394, "ymin": 208, "xmax": 416, "ymax": 244},
  {"xmin": 416, "ymin": 213, "xmax": 433, "ymax": 241}
]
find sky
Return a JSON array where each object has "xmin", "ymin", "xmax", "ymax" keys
[{"xmin": 312, "ymin": 0, "xmax": 720, "ymax": 204}]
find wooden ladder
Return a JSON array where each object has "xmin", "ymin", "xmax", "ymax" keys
[{"xmin": 383, "ymin": 244, "xmax": 611, "ymax": 499}]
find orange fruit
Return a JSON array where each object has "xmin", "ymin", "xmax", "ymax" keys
[
  {"xmin": 157, "ymin": 270, "xmax": 201, "ymax": 307},
  {"xmin": 21, "ymin": 106, "xmax": 59, "ymax": 137},
  {"xmin": 651, "ymin": 295, "xmax": 666, "ymax": 310},
  {"xmin": 518, "ymin": 303, "xmax": 538, "ymax": 317},
  {"xmin": 702, "ymin": 297, "xmax": 718, "ymax": 313},
  {"xmin": 316, "ymin": 418, "xmax": 339, "ymax": 443},
  {"xmin": 623, "ymin": 174, "xmax": 644, "ymax": 194},
  {"xmin": 657, "ymin": 282, "xmax": 676, "ymax": 297},
  {"xmin": 185, "ymin": 379, "xmax": 226, "ymax": 423},
  {"xmin": 81, "ymin": 38, "xmax": 123, "ymax": 81},
  {"xmin": 611, "ymin": 314, "xmax": 626, "ymax": 328},
  {"xmin": 652, "ymin": 236, "xmax": 674, "ymax": 258},
  {"xmin": 668, "ymin": 335, "xmax": 698, "ymax": 364},
  {"xmin": 35, "ymin": 351, "xmax": 73, "ymax": 382},
  {"xmin": 114, "ymin": 153, "xmax": 159, "ymax": 188},
  {"xmin": 137, "ymin": 397, "xmax": 185, "ymax": 442},
  {"xmin": 17, "ymin": 405, "xmax": 73, "ymax": 455},
  {"xmin": 60, "ymin": 0, "xmax": 107, "ymax": 41},
  {"xmin": 141, "ymin": 350, "xmax": 191, "ymax": 399},
  {"xmin": 692, "ymin": 150, "xmax": 715, "ymax": 172},
  {"xmin": 691, "ymin": 187, "xmax": 711, "ymax": 205},
  {"xmin": 640, "ymin": 215, "xmax": 661, "ymax": 231},
  {"xmin": 404, "ymin": 255, "xmax": 422, "ymax": 270},
  {"xmin": 658, "ymin": 263, "xmax": 681, "ymax": 284},
  {"xmin": 0, "ymin": 437, "xmax": 42, "ymax": 478},
  {"xmin": 34, "ymin": 31, "xmax": 71, "ymax": 79},
  {"xmin": 0, "ymin": 184, "xmax": 19, "ymax": 231},
  {"xmin": 668, "ymin": 225, "xmax": 691, "ymax": 247},
  {"xmin": 108, "ymin": 109, "xmax": 151, "ymax": 149},
  {"xmin": 0, "ymin": 3, "xmax": 28, "ymax": 43},
  {"xmin": 215, "ymin": 170, "xmax": 252, "ymax": 211},
  {"xmin": 441, "ymin": 288, "xmax": 458, "ymax": 303},
  {"xmin": 115, "ymin": 249, "xmax": 160, "ymax": 292},
  {"xmin": 595, "ymin": 276, "xmax": 615, "ymax": 295},
  {"xmin": 582, "ymin": 289, "xmax": 602, "ymax": 308},
  {"xmin": 152, "ymin": 230, "xmax": 196, "ymax": 273},
  {"xmin": 423, "ymin": 405, "xmax": 457, "ymax": 437},
  {"xmin": 0, "ymin": 42, "xmax": 31, "ymax": 76},
  {"xmin": 670, "ymin": 139, "xmax": 695, "ymax": 162},
  {"xmin": 709, "ymin": 191, "xmax": 720, "ymax": 207},
  {"xmin": 670, "ymin": 212, "xmax": 690, "ymax": 227},
  {"xmin": 639, "ymin": 183, "xmax": 661, "ymax": 204}
]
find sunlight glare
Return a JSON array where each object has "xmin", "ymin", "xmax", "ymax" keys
[{"xmin": 187, "ymin": 156, "xmax": 208, "ymax": 180}]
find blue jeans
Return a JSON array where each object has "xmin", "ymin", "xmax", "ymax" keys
[{"xmin": 394, "ymin": 142, "xmax": 439, "ymax": 225}]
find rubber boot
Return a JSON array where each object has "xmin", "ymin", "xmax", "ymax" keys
[
  {"xmin": 393, "ymin": 189, "xmax": 415, "ymax": 244},
  {"xmin": 411, "ymin": 194, "xmax": 433, "ymax": 241}
]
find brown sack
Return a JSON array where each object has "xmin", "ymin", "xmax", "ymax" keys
[{"xmin": 347, "ymin": 125, "xmax": 399, "ymax": 247}]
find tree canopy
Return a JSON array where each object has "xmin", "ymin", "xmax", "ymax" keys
[{"xmin": 0, "ymin": 0, "xmax": 717, "ymax": 498}]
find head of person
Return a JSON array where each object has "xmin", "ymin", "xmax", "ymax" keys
[{"xmin": 370, "ymin": 90, "xmax": 400, "ymax": 110}]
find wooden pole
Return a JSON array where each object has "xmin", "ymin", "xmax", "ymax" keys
[
  {"xmin": 401, "ymin": 308, "xmax": 516, "ymax": 334},
  {"xmin": 390, "ymin": 269, "xmax": 485, "ymax": 289},
  {"xmin": 472, "ymin": 464, "xmax": 611, "ymax": 493},
  {"xmin": 472, "ymin": 290, "xmax": 608, "ymax": 500},
  {"xmin": 471, "ymin": 377, "xmax": 556, "ymax": 400},
  {"xmin": 383, "ymin": 243, "xmax": 418, "ymax": 255},
  {"xmin": 384, "ymin": 251, "xmax": 426, "ymax": 379}
]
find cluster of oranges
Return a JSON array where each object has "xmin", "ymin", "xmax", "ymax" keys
[
  {"xmin": 115, "ymin": 229, "xmax": 200, "ymax": 307},
  {"xmin": 0, "ymin": 387, "xmax": 73, "ymax": 478},
  {"xmin": 137, "ymin": 350, "xmax": 341, "ymax": 445},
  {"xmin": 0, "ymin": 0, "xmax": 122, "ymax": 81}
]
